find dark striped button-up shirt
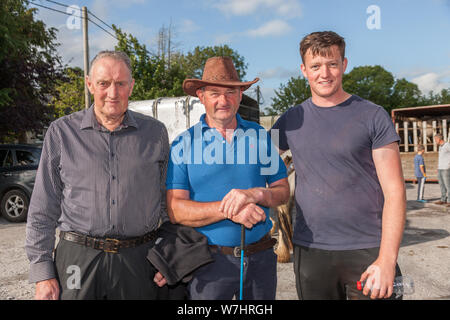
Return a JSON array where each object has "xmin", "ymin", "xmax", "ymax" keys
[{"xmin": 25, "ymin": 106, "xmax": 169, "ymax": 283}]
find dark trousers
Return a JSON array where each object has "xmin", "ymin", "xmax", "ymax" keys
[
  {"xmin": 54, "ymin": 238, "xmax": 186, "ymax": 300},
  {"xmin": 293, "ymin": 245, "xmax": 403, "ymax": 300},
  {"xmin": 188, "ymin": 247, "xmax": 277, "ymax": 300}
]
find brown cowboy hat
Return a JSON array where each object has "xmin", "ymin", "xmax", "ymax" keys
[{"xmin": 182, "ymin": 56, "xmax": 259, "ymax": 97}]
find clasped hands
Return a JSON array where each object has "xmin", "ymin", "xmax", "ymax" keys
[{"xmin": 219, "ymin": 188, "xmax": 266, "ymax": 229}]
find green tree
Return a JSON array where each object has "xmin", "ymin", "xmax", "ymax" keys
[
  {"xmin": 113, "ymin": 24, "xmax": 186, "ymax": 99},
  {"xmin": 390, "ymin": 78, "xmax": 422, "ymax": 109},
  {"xmin": 51, "ymin": 67, "xmax": 85, "ymax": 118},
  {"xmin": 268, "ymin": 65, "xmax": 430, "ymax": 115},
  {"xmin": 342, "ymin": 65, "xmax": 395, "ymax": 111},
  {"xmin": 112, "ymin": 25, "xmax": 248, "ymax": 99},
  {"xmin": 266, "ymin": 76, "xmax": 311, "ymax": 115},
  {"xmin": 438, "ymin": 88, "xmax": 450, "ymax": 104},
  {"xmin": 181, "ymin": 45, "xmax": 247, "ymax": 80},
  {"xmin": 0, "ymin": 0, "xmax": 64, "ymax": 142}
]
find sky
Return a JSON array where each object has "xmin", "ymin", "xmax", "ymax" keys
[{"xmin": 30, "ymin": 0, "xmax": 450, "ymax": 111}]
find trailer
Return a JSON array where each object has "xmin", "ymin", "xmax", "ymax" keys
[
  {"xmin": 128, "ymin": 94, "xmax": 260, "ymax": 143},
  {"xmin": 391, "ymin": 104, "xmax": 450, "ymax": 182}
]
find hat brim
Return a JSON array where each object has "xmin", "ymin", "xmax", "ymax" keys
[{"xmin": 182, "ymin": 78, "xmax": 259, "ymax": 97}]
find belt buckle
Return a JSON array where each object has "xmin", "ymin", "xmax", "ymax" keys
[
  {"xmin": 103, "ymin": 238, "xmax": 120, "ymax": 253},
  {"xmin": 233, "ymin": 246, "xmax": 242, "ymax": 258}
]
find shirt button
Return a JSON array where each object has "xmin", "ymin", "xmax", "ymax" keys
[{"xmin": 112, "ymin": 175, "xmax": 116, "ymax": 180}]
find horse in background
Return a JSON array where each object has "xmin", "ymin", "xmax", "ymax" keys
[{"xmin": 271, "ymin": 155, "xmax": 295, "ymax": 263}]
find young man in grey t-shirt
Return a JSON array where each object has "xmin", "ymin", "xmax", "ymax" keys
[{"xmin": 271, "ymin": 31, "xmax": 406, "ymax": 300}]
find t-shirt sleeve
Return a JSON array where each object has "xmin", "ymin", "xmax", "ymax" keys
[
  {"xmin": 260, "ymin": 128, "xmax": 288, "ymax": 184},
  {"xmin": 418, "ymin": 156, "xmax": 425, "ymax": 166},
  {"xmin": 165, "ymin": 136, "xmax": 190, "ymax": 190},
  {"xmin": 270, "ymin": 112, "xmax": 289, "ymax": 151},
  {"xmin": 370, "ymin": 107, "xmax": 400, "ymax": 149}
]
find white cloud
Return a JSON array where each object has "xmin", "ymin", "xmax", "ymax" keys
[
  {"xmin": 179, "ymin": 19, "xmax": 200, "ymax": 34},
  {"xmin": 53, "ymin": 27, "xmax": 118, "ymax": 68},
  {"xmin": 246, "ymin": 20, "xmax": 292, "ymax": 37},
  {"xmin": 214, "ymin": 0, "xmax": 302, "ymax": 19},
  {"xmin": 411, "ymin": 70, "xmax": 450, "ymax": 94}
]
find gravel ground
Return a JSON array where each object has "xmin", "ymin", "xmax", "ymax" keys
[{"xmin": 0, "ymin": 183, "xmax": 449, "ymax": 300}]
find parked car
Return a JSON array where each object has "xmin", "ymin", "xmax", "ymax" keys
[{"xmin": 0, "ymin": 144, "xmax": 42, "ymax": 222}]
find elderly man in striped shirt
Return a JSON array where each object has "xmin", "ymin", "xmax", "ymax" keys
[{"xmin": 25, "ymin": 51, "xmax": 169, "ymax": 299}]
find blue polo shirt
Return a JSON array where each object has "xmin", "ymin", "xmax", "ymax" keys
[{"xmin": 166, "ymin": 114, "xmax": 287, "ymax": 246}]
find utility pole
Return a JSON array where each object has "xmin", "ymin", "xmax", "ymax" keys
[
  {"xmin": 82, "ymin": 6, "xmax": 90, "ymax": 109},
  {"xmin": 256, "ymin": 85, "xmax": 261, "ymax": 106}
]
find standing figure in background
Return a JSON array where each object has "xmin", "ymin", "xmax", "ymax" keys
[
  {"xmin": 434, "ymin": 134, "xmax": 450, "ymax": 206},
  {"xmin": 414, "ymin": 145, "xmax": 427, "ymax": 203}
]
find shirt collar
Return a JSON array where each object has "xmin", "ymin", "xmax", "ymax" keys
[
  {"xmin": 80, "ymin": 105, "xmax": 139, "ymax": 130},
  {"xmin": 199, "ymin": 113, "xmax": 247, "ymax": 130}
]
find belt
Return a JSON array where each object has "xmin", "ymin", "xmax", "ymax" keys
[
  {"xmin": 209, "ymin": 234, "xmax": 277, "ymax": 258},
  {"xmin": 59, "ymin": 230, "xmax": 158, "ymax": 254}
]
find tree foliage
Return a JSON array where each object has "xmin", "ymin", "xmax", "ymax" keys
[
  {"xmin": 269, "ymin": 65, "xmax": 450, "ymax": 115},
  {"xmin": 266, "ymin": 76, "xmax": 311, "ymax": 115},
  {"xmin": 180, "ymin": 45, "xmax": 247, "ymax": 80},
  {"xmin": 112, "ymin": 24, "xmax": 186, "ymax": 100},
  {"xmin": 342, "ymin": 65, "xmax": 395, "ymax": 111},
  {"xmin": 0, "ymin": 0, "xmax": 64, "ymax": 142},
  {"xmin": 51, "ymin": 67, "xmax": 85, "ymax": 119}
]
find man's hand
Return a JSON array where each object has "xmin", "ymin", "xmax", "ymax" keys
[
  {"xmin": 230, "ymin": 203, "xmax": 266, "ymax": 229},
  {"xmin": 219, "ymin": 188, "xmax": 262, "ymax": 218},
  {"xmin": 153, "ymin": 271, "xmax": 167, "ymax": 287},
  {"xmin": 359, "ymin": 258, "xmax": 396, "ymax": 299},
  {"xmin": 35, "ymin": 278, "xmax": 60, "ymax": 300}
]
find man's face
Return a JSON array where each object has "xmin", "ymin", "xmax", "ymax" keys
[
  {"xmin": 196, "ymin": 85, "xmax": 243, "ymax": 125},
  {"xmin": 86, "ymin": 57, "xmax": 135, "ymax": 120},
  {"xmin": 300, "ymin": 45, "xmax": 347, "ymax": 100}
]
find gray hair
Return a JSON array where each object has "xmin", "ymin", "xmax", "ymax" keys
[
  {"xmin": 434, "ymin": 133, "xmax": 443, "ymax": 140},
  {"xmin": 89, "ymin": 50, "xmax": 132, "ymax": 78}
]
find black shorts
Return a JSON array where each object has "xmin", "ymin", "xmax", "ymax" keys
[{"xmin": 293, "ymin": 245, "xmax": 402, "ymax": 300}]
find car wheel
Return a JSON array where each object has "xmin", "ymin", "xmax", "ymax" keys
[{"xmin": 1, "ymin": 189, "xmax": 29, "ymax": 223}]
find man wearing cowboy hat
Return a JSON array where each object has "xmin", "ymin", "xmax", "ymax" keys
[{"xmin": 165, "ymin": 56, "xmax": 289, "ymax": 299}]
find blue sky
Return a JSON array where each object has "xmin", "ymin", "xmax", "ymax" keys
[{"xmin": 31, "ymin": 0, "xmax": 450, "ymax": 110}]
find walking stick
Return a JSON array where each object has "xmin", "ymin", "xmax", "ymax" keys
[{"xmin": 239, "ymin": 224, "xmax": 245, "ymax": 300}]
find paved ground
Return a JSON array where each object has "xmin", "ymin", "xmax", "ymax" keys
[{"xmin": 0, "ymin": 182, "xmax": 449, "ymax": 300}]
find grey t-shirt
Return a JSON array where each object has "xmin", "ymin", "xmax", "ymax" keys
[
  {"xmin": 272, "ymin": 95, "xmax": 400, "ymax": 250},
  {"xmin": 438, "ymin": 142, "xmax": 450, "ymax": 170}
]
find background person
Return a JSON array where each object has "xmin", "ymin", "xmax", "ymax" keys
[
  {"xmin": 414, "ymin": 144, "xmax": 427, "ymax": 203},
  {"xmin": 433, "ymin": 134, "xmax": 450, "ymax": 206}
]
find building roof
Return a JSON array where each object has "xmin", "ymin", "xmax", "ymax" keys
[{"xmin": 391, "ymin": 104, "xmax": 450, "ymax": 120}]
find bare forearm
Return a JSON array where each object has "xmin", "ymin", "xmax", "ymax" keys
[
  {"xmin": 167, "ymin": 198, "xmax": 224, "ymax": 227},
  {"xmin": 379, "ymin": 191, "xmax": 406, "ymax": 263},
  {"xmin": 251, "ymin": 185, "xmax": 290, "ymax": 208}
]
